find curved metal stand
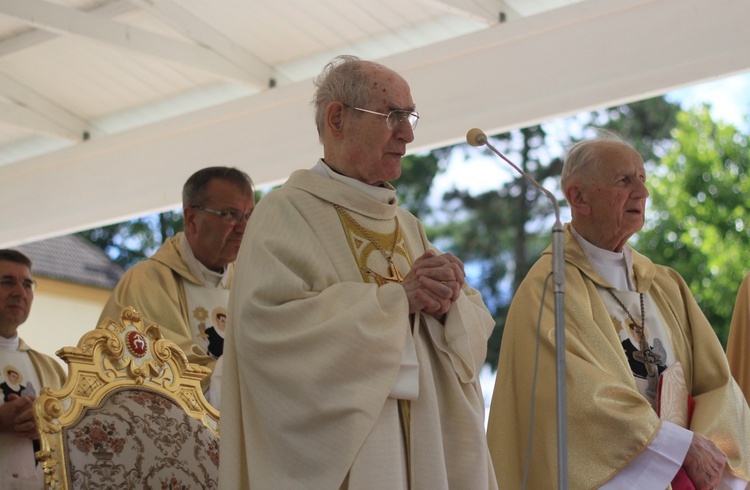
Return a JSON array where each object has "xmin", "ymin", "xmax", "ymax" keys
[{"xmin": 466, "ymin": 128, "xmax": 568, "ymax": 489}]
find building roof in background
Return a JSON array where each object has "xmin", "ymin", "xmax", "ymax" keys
[{"xmin": 16, "ymin": 234, "xmax": 124, "ymax": 289}]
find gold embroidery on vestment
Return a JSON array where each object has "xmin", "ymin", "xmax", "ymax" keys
[
  {"xmin": 333, "ymin": 204, "xmax": 407, "ymax": 284},
  {"xmin": 333, "ymin": 204, "xmax": 412, "ymax": 480}
]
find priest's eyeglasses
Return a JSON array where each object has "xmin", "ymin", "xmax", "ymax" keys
[
  {"xmin": 191, "ymin": 205, "xmax": 251, "ymax": 225},
  {"xmin": 349, "ymin": 106, "xmax": 419, "ymax": 130},
  {"xmin": 0, "ymin": 276, "xmax": 36, "ymax": 292}
]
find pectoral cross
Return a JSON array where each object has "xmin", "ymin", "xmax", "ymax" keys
[
  {"xmin": 635, "ymin": 343, "xmax": 666, "ymax": 377},
  {"xmin": 365, "ymin": 261, "xmax": 404, "ymax": 285}
]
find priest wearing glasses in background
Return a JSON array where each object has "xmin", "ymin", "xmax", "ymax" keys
[
  {"xmin": 487, "ymin": 130, "xmax": 750, "ymax": 489},
  {"xmin": 99, "ymin": 166, "xmax": 255, "ymax": 409},
  {"xmin": 220, "ymin": 55, "xmax": 497, "ymax": 489}
]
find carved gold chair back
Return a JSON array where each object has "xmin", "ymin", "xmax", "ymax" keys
[{"xmin": 33, "ymin": 307, "xmax": 220, "ymax": 489}]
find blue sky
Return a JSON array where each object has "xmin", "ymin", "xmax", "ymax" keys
[{"xmin": 667, "ymin": 71, "xmax": 750, "ymax": 131}]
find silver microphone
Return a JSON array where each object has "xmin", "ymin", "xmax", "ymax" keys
[
  {"xmin": 465, "ymin": 128, "xmax": 488, "ymax": 148},
  {"xmin": 465, "ymin": 128, "xmax": 560, "ymax": 221},
  {"xmin": 466, "ymin": 127, "xmax": 567, "ymax": 488}
]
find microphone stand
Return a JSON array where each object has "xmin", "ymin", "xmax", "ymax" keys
[{"xmin": 468, "ymin": 130, "xmax": 568, "ymax": 489}]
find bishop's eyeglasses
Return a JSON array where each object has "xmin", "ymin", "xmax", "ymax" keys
[
  {"xmin": 348, "ymin": 106, "xmax": 419, "ymax": 130},
  {"xmin": 191, "ymin": 205, "xmax": 252, "ymax": 225}
]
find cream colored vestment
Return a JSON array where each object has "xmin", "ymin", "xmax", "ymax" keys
[{"xmin": 220, "ymin": 167, "xmax": 497, "ymax": 489}]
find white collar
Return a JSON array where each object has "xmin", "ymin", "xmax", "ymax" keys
[
  {"xmin": 572, "ymin": 225, "xmax": 635, "ymax": 291},
  {"xmin": 0, "ymin": 333, "xmax": 20, "ymax": 351},
  {"xmin": 314, "ymin": 159, "xmax": 397, "ymax": 205},
  {"xmin": 179, "ymin": 234, "xmax": 229, "ymax": 288}
]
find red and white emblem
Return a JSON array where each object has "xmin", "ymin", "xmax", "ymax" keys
[{"xmin": 126, "ymin": 331, "xmax": 148, "ymax": 358}]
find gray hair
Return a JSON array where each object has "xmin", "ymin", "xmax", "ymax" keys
[
  {"xmin": 182, "ymin": 167, "xmax": 254, "ymax": 206},
  {"xmin": 561, "ymin": 129, "xmax": 631, "ymax": 192},
  {"xmin": 311, "ymin": 55, "xmax": 371, "ymax": 142}
]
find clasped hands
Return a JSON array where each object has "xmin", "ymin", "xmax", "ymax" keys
[
  {"xmin": 0, "ymin": 394, "xmax": 39, "ymax": 439},
  {"xmin": 401, "ymin": 251, "xmax": 465, "ymax": 320}
]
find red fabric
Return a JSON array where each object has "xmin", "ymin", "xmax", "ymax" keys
[
  {"xmin": 671, "ymin": 467, "xmax": 696, "ymax": 490},
  {"xmin": 686, "ymin": 394, "xmax": 695, "ymax": 424}
]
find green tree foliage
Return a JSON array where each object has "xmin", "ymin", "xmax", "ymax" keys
[
  {"xmin": 635, "ymin": 106, "xmax": 750, "ymax": 344},
  {"xmin": 596, "ymin": 96, "xmax": 681, "ymax": 162},
  {"xmin": 435, "ymin": 125, "xmax": 565, "ymax": 368},
  {"xmin": 77, "ymin": 211, "xmax": 183, "ymax": 270},
  {"xmin": 394, "ymin": 152, "xmax": 446, "ymax": 220}
]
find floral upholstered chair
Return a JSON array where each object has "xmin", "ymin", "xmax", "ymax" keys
[{"xmin": 32, "ymin": 307, "xmax": 220, "ymax": 489}]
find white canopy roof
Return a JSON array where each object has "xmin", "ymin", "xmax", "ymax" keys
[{"xmin": 1, "ymin": 0, "xmax": 748, "ymax": 248}]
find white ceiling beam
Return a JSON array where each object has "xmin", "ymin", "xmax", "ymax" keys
[
  {"xmin": 496, "ymin": 1, "xmax": 522, "ymax": 21},
  {"xmin": 405, "ymin": 0, "xmax": 750, "ymax": 149},
  {"xmin": 0, "ymin": 0, "xmax": 748, "ymax": 248},
  {"xmin": 416, "ymin": 0, "xmax": 503, "ymax": 25},
  {"xmin": 0, "ymin": 104, "xmax": 80, "ymax": 139},
  {"xmin": 0, "ymin": 73, "xmax": 100, "ymax": 141},
  {"xmin": 0, "ymin": 0, "xmax": 137, "ymax": 58},
  {"xmin": 0, "ymin": 0, "xmax": 268, "ymax": 87},
  {"xmin": 130, "ymin": 0, "xmax": 283, "ymax": 87}
]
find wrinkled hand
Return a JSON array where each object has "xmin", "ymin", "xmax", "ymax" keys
[
  {"xmin": 683, "ymin": 434, "xmax": 727, "ymax": 490},
  {"xmin": 401, "ymin": 251, "xmax": 465, "ymax": 319}
]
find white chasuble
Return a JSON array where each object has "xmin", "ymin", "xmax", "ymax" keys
[
  {"xmin": 219, "ymin": 165, "xmax": 498, "ymax": 490},
  {"xmin": 334, "ymin": 204, "xmax": 420, "ymax": 400},
  {"xmin": 332, "ymin": 184, "xmax": 417, "ymax": 489}
]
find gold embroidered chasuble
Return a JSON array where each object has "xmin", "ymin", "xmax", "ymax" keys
[
  {"xmin": 728, "ymin": 271, "xmax": 750, "ymax": 407},
  {"xmin": 220, "ymin": 167, "xmax": 497, "ymax": 490},
  {"xmin": 487, "ymin": 224, "xmax": 750, "ymax": 490}
]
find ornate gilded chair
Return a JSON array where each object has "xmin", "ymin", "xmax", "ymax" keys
[{"xmin": 33, "ymin": 307, "xmax": 220, "ymax": 489}]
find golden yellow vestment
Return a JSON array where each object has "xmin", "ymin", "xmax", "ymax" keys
[
  {"xmin": 728, "ymin": 271, "xmax": 750, "ymax": 406},
  {"xmin": 487, "ymin": 224, "xmax": 750, "ymax": 489},
  {"xmin": 19, "ymin": 338, "xmax": 66, "ymax": 392},
  {"xmin": 99, "ymin": 233, "xmax": 228, "ymax": 389}
]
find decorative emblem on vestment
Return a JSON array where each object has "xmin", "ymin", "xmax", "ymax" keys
[
  {"xmin": 193, "ymin": 306, "xmax": 209, "ymax": 339},
  {"xmin": 333, "ymin": 204, "xmax": 407, "ymax": 285}
]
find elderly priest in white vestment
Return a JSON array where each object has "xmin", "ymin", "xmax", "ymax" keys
[{"xmin": 219, "ymin": 55, "xmax": 498, "ymax": 490}]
